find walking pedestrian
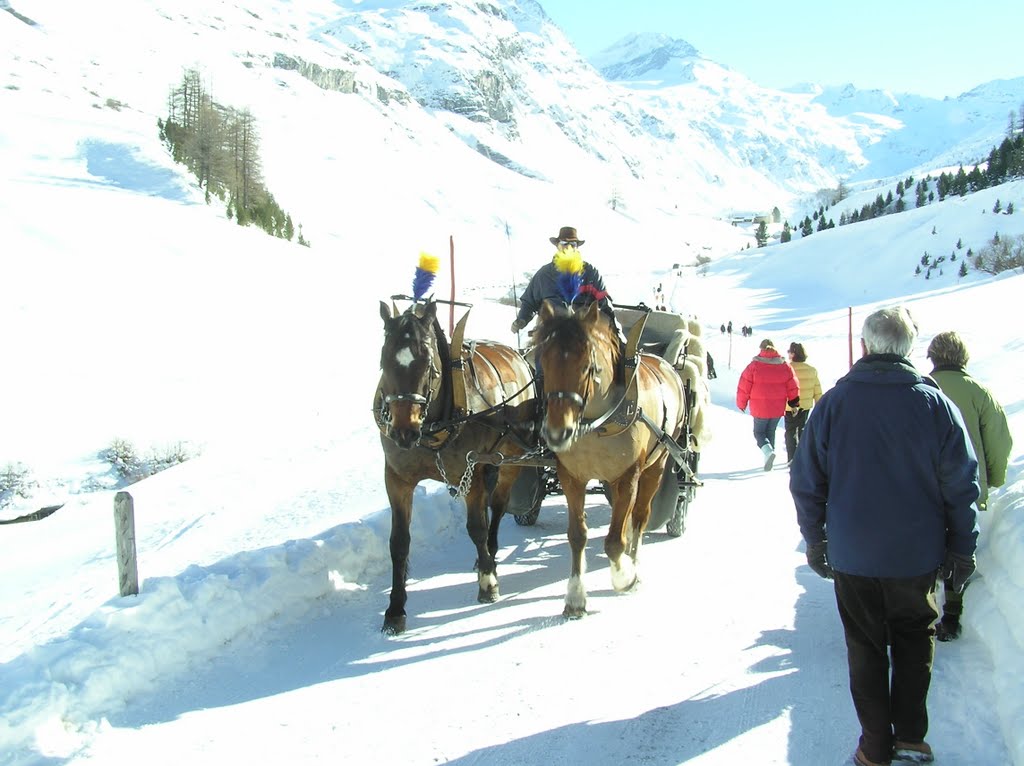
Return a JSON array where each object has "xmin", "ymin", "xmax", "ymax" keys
[
  {"xmin": 784, "ymin": 342, "xmax": 823, "ymax": 464},
  {"xmin": 736, "ymin": 338, "xmax": 800, "ymax": 470},
  {"xmin": 926, "ymin": 330, "xmax": 1012, "ymax": 641},
  {"xmin": 790, "ymin": 306, "xmax": 980, "ymax": 766}
]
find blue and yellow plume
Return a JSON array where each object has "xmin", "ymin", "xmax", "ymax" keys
[
  {"xmin": 411, "ymin": 251, "xmax": 440, "ymax": 301},
  {"xmin": 553, "ymin": 248, "xmax": 583, "ymax": 304}
]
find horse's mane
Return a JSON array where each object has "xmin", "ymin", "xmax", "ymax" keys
[{"xmin": 538, "ymin": 307, "xmax": 620, "ymax": 366}]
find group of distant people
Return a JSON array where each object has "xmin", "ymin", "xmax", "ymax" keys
[
  {"xmin": 719, "ymin": 322, "xmax": 755, "ymax": 337},
  {"xmin": 735, "ymin": 338, "xmax": 822, "ymax": 470},
  {"xmin": 510, "ymin": 229, "xmax": 1013, "ymax": 766},
  {"xmin": 734, "ymin": 309, "xmax": 1012, "ymax": 766}
]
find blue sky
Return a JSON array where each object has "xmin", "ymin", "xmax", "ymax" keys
[{"xmin": 540, "ymin": 0, "xmax": 1024, "ymax": 98}]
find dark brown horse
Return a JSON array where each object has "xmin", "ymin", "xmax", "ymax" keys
[
  {"xmin": 534, "ymin": 300, "xmax": 686, "ymax": 617},
  {"xmin": 374, "ymin": 299, "xmax": 537, "ymax": 634}
]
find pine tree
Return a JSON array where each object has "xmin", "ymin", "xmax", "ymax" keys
[
  {"xmin": 959, "ymin": 261, "xmax": 969, "ymax": 277},
  {"xmin": 755, "ymin": 221, "xmax": 768, "ymax": 247},
  {"xmin": 915, "ymin": 181, "xmax": 927, "ymax": 208}
]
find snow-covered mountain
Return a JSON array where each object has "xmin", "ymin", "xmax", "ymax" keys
[
  {"xmin": 2, "ymin": 0, "xmax": 1021, "ymax": 260},
  {"xmin": 592, "ymin": 32, "xmax": 1024, "ymax": 187}
]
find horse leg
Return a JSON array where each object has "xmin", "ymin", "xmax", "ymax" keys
[
  {"xmin": 382, "ymin": 464, "xmax": 415, "ymax": 635},
  {"xmin": 465, "ymin": 468, "xmax": 500, "ymax": 604},
  {"xmin": 605, "ymin": 464, "xmax": 641, "ymax": 592},
  {"xmin": 487, "ymin": 464, "xmax": 520, "ymax": 558},
  {"xmin": 627, "ymin": 455, "xmax": 669, "ymax": 561},
  {"xmin": 560, "ymin": 471, "xmax": 590, "ymax": 618}
]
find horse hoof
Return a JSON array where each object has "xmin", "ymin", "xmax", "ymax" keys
[
  {"xmin": 381, "ymin": 614, "xmax": 406, "ymax": 635},
  {"xmin": 478, "ymin": 586, "xmax": 500, "ymax": 604}
]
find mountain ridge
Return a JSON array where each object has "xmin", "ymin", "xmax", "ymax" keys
[{"xmin": 3, "ymin": 0, "xmax": 1022, "ymax": 260}]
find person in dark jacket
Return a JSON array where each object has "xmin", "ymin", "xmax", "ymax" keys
[
  {"xmin": 926, "ymin": 330, "xmax": 1012, "ymax": 641},
  {"xmin": 736, "ymin": 339, "xmax": 800, "ymax": 471},
  {"xmin": 790, "ymin": 306, "xmax": 980, "ymax": 766},
  {"xmin": 510, "ymin": 226, "xmax": 617, "ymax": 334}
]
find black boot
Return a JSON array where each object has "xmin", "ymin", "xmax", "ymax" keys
[{"xmin": 935, "ymin": 615, "xmax": 961, "ymax": 642}]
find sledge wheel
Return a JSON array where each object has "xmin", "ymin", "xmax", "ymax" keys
[
  {"xmin": 666, "ymin": 452, "xmax": 699, "ymax": 537},
  {"xmin": 665, "ymin": 490, "xmax": 691, "ymax": 538},
  {"xmin": 510, "ymin": 466, "xmax": 544, "ymax": 526},
  {"xmin": 514, "ymin": 503, "xmax": 541, "ymax": 526},
  {"xmin": 647, "ymin": 460, "xmax": 680, "ymax": 531}
]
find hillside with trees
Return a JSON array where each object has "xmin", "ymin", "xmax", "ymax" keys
[{"xmin": 157, "ymin": 68, "xmax": 309, "ymax": 246}]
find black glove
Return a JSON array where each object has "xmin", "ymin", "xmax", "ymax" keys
[
  {"xmin": 942, "ymin": 551, "xmax": 976, "ymax": 594},
  {"xmin": 788, "ymin": 397, "xmax": 801, "ymax": 409},
  {"xmin": 510, "ymin": 318, "xmax": 525, "ymax": 333},
  {"xmin": 806, "ymin": 541, "xmax": 833, "ymax": 580}
]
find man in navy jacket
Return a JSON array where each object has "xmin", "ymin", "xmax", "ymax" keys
[{"xmin": 789, "ymin": 305, "xmax": 979, "ymax": 766}]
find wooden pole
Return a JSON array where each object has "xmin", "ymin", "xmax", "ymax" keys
[
  {"xmin": 114, "ymin": 491, "xmax": 139, "ymax": 597},
  {"xmin": 848, "ymin": 306, "xmax": 854, "ymax": 370},
  {"xmin": 449, "ymin": 235, "xmax": 456, "ymax": 336}
]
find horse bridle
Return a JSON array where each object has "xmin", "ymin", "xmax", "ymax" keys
[
  {"xmin": 541, "ymin": 335, "xmax": 638, "ymax": 439},
  {"xmin": 377, "ymin": 343, "xmax": 441, "ymax": 430},
  {"xmin": 543, "ymin": 343, "xmax": 602, "ymax": 416}
]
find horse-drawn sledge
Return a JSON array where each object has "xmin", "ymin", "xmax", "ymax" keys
[{"xmin": 373, "ymin": 253, "xmax": 709, "ymax": 631}]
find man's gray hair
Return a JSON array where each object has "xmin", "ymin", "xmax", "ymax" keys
[{"xmin": 862, "ymin": 306, "xmax": 918, "ymax": 356}]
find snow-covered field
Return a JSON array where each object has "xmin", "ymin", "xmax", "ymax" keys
[{"xmin": 2, "ymin": 2, "xmax": 1023, "ymax": 763}]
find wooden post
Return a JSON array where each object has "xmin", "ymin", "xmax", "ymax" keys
[
  {"xmin": 848, "ymin": 306, "xmax": 854, "ymax": 370},
  {"xmin": 449, "ymin": 235, "xmax": 456, "ymax": 336},
  {"xmin": 114, "ymin": 491, "xmax": 139, "ymax": 597}
]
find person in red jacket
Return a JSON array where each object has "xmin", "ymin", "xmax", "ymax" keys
[{"xmin": 736, "ymin": 338, "xmax": 801, "ymax": 470}]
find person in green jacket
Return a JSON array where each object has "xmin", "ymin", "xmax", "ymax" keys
[{"xmin": 927, "ymin": 330, "xmax": 1013, "ymax": 641}]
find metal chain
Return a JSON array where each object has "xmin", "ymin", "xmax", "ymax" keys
[
  {"xmin": 505, "ymin": 443, "xmax": 549, "ymax": 463},
  {"xmin": 435, "ymin": 450, "xmax": 477, "ymax": 499},
  {"xmin": 455, "ymin": 455, "xmax": 477, "ymax": 498}
]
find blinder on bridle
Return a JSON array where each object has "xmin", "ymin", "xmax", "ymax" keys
[
  {"xmin": 377, "ymin": 311, "xmax": 441, "ymax": 430},
  {"xmin": 539, "ymin": 328, "xmax": 603, "ymax": 416}
]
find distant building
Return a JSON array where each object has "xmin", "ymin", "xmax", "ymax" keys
[{"xmin": 727, "ymin": 210, "xmax": 772, "ymax": 226}]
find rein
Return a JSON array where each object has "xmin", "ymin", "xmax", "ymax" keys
[
  {"xmin": 547, "ymin": 363, "xmax": 638, "ymax": 439},
  {"xmin": 422, "ymin": 375, "xmax": 536, "ymax": 437},
  {"xmin": 378, "ymin": 311, "xmax": 533, "ymax": 450}
]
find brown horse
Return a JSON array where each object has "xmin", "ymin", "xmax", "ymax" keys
[
  {"xmin": 534, "ymin": 300, "xmax": 686, "ymax": 618},
  {"xmin": 374, "ymin": 299, "xmax": 537, "ymax": 634}
]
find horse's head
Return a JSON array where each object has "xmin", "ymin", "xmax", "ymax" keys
[
  {"xmin": 535, "ymin": 300, "xmax": 617, "ymax": 452},
  {"xmin": 377, "ymin": 300, "xmax": 440, "ymax": 449}
]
